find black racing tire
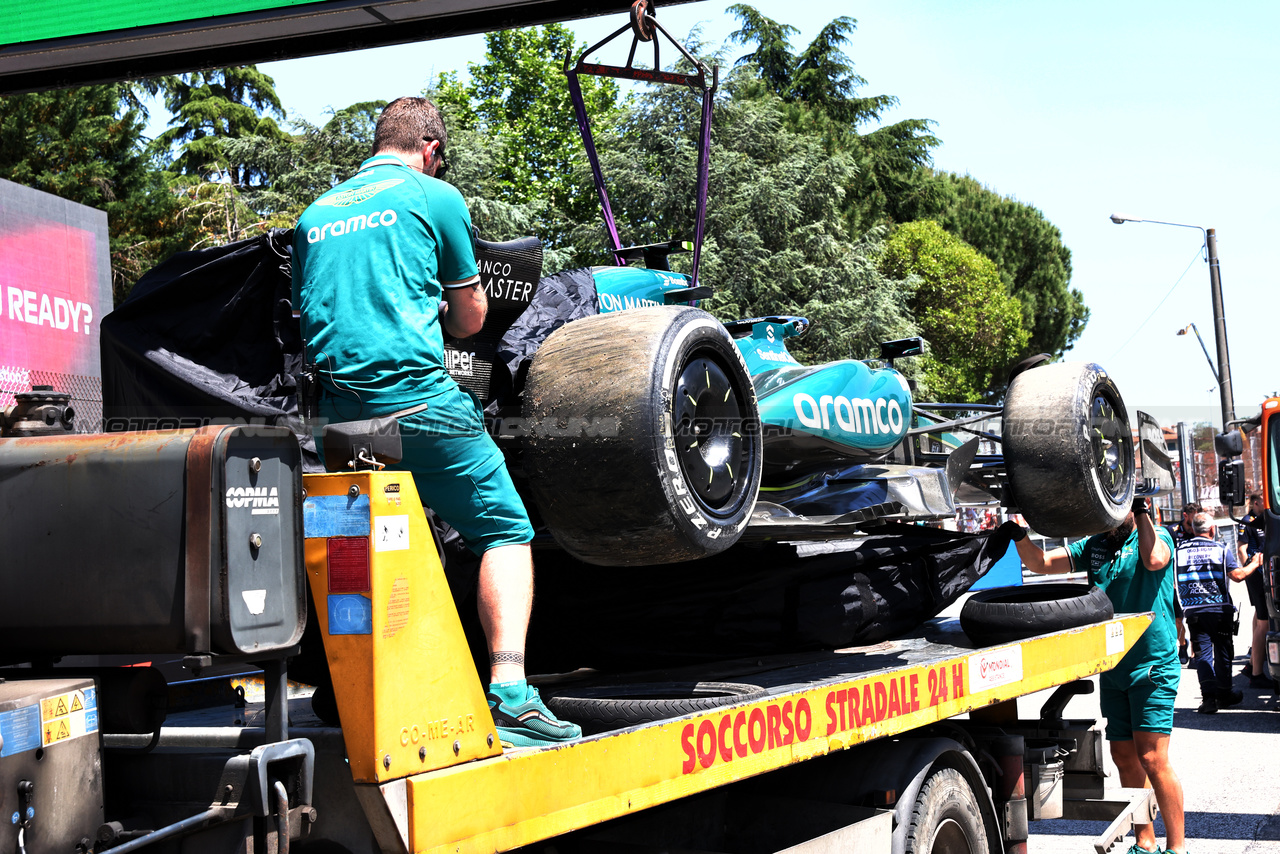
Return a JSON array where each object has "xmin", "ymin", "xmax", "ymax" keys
[
  {"xmin": 959, "ymin": 582, "xmax": 1114, "ymax": 646},
  {"xmin": 522, "ymin": 306, "xmax": 762, "ymax": 565},
  {"xmin": 903, "ymin": 767, "xmax": 990, "ymax": 854},
  {"xmin": 1002, "ymin": 361, "xmax": 1135, "ymax": 537},
  {"xmin": 545, "ymin": 681, "xmax": 766, "ymax": 735}
]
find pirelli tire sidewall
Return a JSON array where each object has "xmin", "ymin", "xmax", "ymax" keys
[
  {"xmin": 522, "ymin": 306, "xmax": 762, "ymax": 566},
  {"xmin": 651, "ymin": 310, "xmax": 761, "ymax": 552}
]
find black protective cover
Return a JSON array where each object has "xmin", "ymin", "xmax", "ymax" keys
[
  {"xmin": 99, "ymin": 229, "xmax": 316, "ymax": 463},
  {"xmin": 508, "ymin": 522, "xmax": 1020, "ymax": 671}
]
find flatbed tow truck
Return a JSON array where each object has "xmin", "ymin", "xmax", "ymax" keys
[
  {"xmin": 0, "ymin": 419, "xmax": 1156, "ymax": 854},
  {"xmin": 0, "ymin": 2, "xmax": 1160, "ymax": 851}
]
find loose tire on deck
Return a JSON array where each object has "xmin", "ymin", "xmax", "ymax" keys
[
  {"xmin": 1002, "ymin": 362, "xmax": 1134, "ymax": 537},
  {"xmin": 903, "ymin": 767, "xmax": 990, "ymax": 854},
  {"xmin": 959, "ymin": 582, "xmax": 1113, "ymax": 646},
  {"xmin": 545, "ymin": 681, "xmax": 765, "ymax": 735},
  {"xmin": 522, "ymin": 306, "xmax": 762, "ymax": 565}
]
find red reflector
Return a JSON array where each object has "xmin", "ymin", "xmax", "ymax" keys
[{"xmin": 327, "ymin": 537, "xmax": 370, "ymax": 593}]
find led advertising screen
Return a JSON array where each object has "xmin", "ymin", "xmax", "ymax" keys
[{"xmin": 0, "ymin": 177, "xmax": 112, "ymax": 430}]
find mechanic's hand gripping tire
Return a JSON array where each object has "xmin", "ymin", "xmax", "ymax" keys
[
  {"xmin": 1001, "ymin": 362, "xmax": 1134, "ymax": 537},
  {"xmin": 522, "ymin": 306, "xmax": 763, "ymax": 565}
]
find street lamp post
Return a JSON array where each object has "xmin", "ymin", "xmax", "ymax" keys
[{"xmin": 1109, "ymin": 214, "xmax": 1236, "ymax": 432}]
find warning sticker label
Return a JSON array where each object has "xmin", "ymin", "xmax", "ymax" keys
[
  {"xmin": 382, "ymin": 576, "xmax": 411, "ymax": 639},
  {"xmin": 40, "ymin": 688, "xmax": 99, "ymax": 747}
]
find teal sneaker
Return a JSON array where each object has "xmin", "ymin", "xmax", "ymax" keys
[
  {"xmin": 1126, "ymin": 845, "xmax": 1163, "ymax": 854},
  {"xmin": 487, "ymin": 681, "xmax": 582, "ymax": 748}
]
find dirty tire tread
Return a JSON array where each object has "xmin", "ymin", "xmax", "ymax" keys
[
  {"xmin": 903, "ymin": 766, "xmax": 988, "ymax": 854},
  {"xmin": 1002, "ymin": 361, "xmax": 1134, "ymax": 537},
  {"xmin": 523, "ymin": 306, "xmax": 762, "ymax": 565},
  {"xmin": 545, "ymin": 681, "xmax": 766, "ymax": 735},
  {"xmin": 959, "ymin": 582, "xmax": 1113, "ymax": 646}
]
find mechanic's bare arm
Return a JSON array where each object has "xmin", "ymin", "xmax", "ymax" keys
[
  {"xmin": 1012, "ymin": 529, "xmax": 1074, "ymax": 575},
  {"xmin": 1135, "ymin": 501, "xmax": 1171, "ymax": 571},
  {"xmin": 441, "ymin": 276, "xmax": 486, "ymax": 339},
  {"xmin": 1229, "ymin": 552, "xmax": 1261, "ymax": 582}
]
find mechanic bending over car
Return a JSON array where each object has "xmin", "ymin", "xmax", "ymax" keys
[
  {"xmin": 292, "ymin": 96, "xmax": 580, "ymax": 749},
  {"xmin": 1009, "ymin": 498, "xmax": 1186, "ymax": 854}
]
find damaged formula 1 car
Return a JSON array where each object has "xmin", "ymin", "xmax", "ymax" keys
[
  {"xmin": 102, "ymin": 3, "xmax": 1173, "ymax": 576},
  {"xmin": 97, "ymin": 2, "xmax": 1174, "ymax": 666},
  {"xmin": 434, "ymin": 4, "xmax": 1174, "ymax": 568}
]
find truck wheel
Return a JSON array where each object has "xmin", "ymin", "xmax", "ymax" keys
[
  {"xmin": 523, "ymin": 306, "xmax": 762, "ymax": 565},
  {"xmin": 959, "ymin": 583, "xmax": 1113, "ymax": 646},
  {"xmin": 545, "ymin": 681, "xmax": 765, "ymax": 735},
  {"xmin": 1002, "ymin": 362, "xmax": 1134, "ymax": 537},
  {"xmin": 903, "ymin": 767, "xmax": 989, "ymax": 854}
]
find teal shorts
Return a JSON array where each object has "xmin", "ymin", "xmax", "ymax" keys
[
  {"xmin": 320, "ymin": 387, "xmax": 534, "ymax": 556},
  {"xmin": 1099, "ymin": 663, "xmax": 1180, "ymax": 739}
]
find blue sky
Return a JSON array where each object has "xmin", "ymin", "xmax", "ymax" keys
[{"xmin": 248, "ymin": 0, "xmax": 1279, "ymax": 426}]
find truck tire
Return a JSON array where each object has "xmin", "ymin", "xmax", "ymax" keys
[
  {"xmin": 545, "ymin": 681, "xmax": 765, "ymax": 735},
  {"xmin": 903, "ymin": 766, "xmax": 989, "ymax": 854},
  {"xmin": 959, "ymin": 582, "xmax": 1113, "ymax": 646},
  {"xmin": 1002, "ymin": 362, "xmax": 1134, "ymax": 537},
  {"xmin": 523, "ymin": 306, "xmax": 762, "ymax": 565}
]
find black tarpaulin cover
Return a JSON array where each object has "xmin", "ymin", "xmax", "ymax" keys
[
  {"xmin": 99, "ymin": 229, "xmax": 310, "ymax": 445},
  {"xmin": 514, "ymin": 521, "xmax": 1020, "ymax": 671},
  {"xmin": 497, "ymin": 266, "xmax": 599, "ymax": 395}
]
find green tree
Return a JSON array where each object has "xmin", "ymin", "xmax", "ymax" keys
[
  {"xmin": 0, "ymin": 84, "xmax": 192, "ymax": 301},
  {"xmin": 880, "ymin": 220, "xmax": 1029, "ymax": 401},
  {"xmin": 153, "ymin": 66, "xmax": 288, "ymax": 187},
  {"xmin": 727, "ymin": 4, "xmax": 946, "ymax": 233},
  {"xmin": 225, "ymin": 101, "xmax": 386, "ymax": 229},
  {"xmin": 434, "ymin": 24, "xmax": 620, "ymax": 227},
  {"xmin": 588, "ymin": 64, "xmax": 917, "ymax": 366},
  {"xmin": 933, "ymin": 173, "xmax": 1087, "ymax": 358}
]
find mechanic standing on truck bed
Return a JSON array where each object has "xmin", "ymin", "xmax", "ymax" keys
[
  {"xmin": 1010, "ymin": 497, "xmax": 1186, "ymax": 854},
  {"xmin": 292, "ymin": 96, "xmax": 580, "ymax": 749}
]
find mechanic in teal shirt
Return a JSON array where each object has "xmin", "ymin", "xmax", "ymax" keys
[
  {"xmin": 293, "ymin": 97, "xmax": 579, "ymax": 749},
  {"xmin": 1010, "ymin": 498, "xmax": 1184, "ymax": 854}
]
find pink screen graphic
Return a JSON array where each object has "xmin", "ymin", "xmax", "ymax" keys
[{"xmin": 0, "ymin": 221, "xmax": 102, "ymax": 378}]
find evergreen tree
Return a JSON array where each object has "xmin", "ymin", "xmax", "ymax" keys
[
  {"xmin": 225, "ymin": 101, "xmax": 386, "ymax": 229},
  {"xmin": 434, "ymin": 23, "xmax": 620, "ymax": 236},
  {"xmin": 589, "ymin": 65, "xmax": 918, "ymax": 366},
  {"xmin": 0, "ymin": 83, "xmax": 192, "ymax": 301},
  {"xmin": 726, "ymin": 5, "xmax": 946, "ymax": 233},
  {"xmin": 153, "ymin": 66, "xmax": 288, "ymax": 187}
]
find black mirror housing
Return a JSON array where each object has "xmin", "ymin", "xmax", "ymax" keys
[
  {"xmin": 879, "ymin": 337, "xmax": 924, "ymax": 361},
  {"xmin": 1215, "ymin": 429, "xmax": 1244, "ymax": 458}
]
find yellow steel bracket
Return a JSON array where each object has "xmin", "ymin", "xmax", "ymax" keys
[{"xmin": 302, "ymin": 471, "xmax": 501, "ymax": 784}]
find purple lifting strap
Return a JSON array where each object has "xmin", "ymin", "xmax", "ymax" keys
[
  {"xmin": 566, "ymin": 6, "xmax": 718, "ymax": 283},
  {"xmin": 566, "ymin": 68, "xmax": 624, "ymax": 266}
]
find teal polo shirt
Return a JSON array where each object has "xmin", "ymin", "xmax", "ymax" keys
[
  {"xmin": 293, "ymin": 154, "xmax": 479, "ymax": 407},
  {"xmin": 1067, "ymin": 525, "xmax": 1178, "ymax": 683}
]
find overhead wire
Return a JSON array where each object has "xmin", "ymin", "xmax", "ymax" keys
[{"xmin": 1109, "ymin": 244, "xmax": 1205, "ymax": 359}]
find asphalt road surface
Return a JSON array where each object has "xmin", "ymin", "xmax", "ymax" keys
[{"xmin": 1022, "ymin": 597, "xmax": 1280, "ymax": 854}]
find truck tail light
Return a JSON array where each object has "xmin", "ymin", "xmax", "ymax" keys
[{"xmin": 327, "ymin": 537, "xmax": 370, "ymax": 593}]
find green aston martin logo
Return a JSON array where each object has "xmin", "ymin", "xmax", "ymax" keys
[{"xmin": 315, "ymin": 178, "xmax": 404, "ymax": 208}]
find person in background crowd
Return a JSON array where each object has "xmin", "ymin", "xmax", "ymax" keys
[
  {"xmin": 1238, "ymin": 494, "xmax": 1275, "ymax": 689},
  {"xmin": 1176, "ymin": 512, "xmax": 1248, "ymax": 713}
]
